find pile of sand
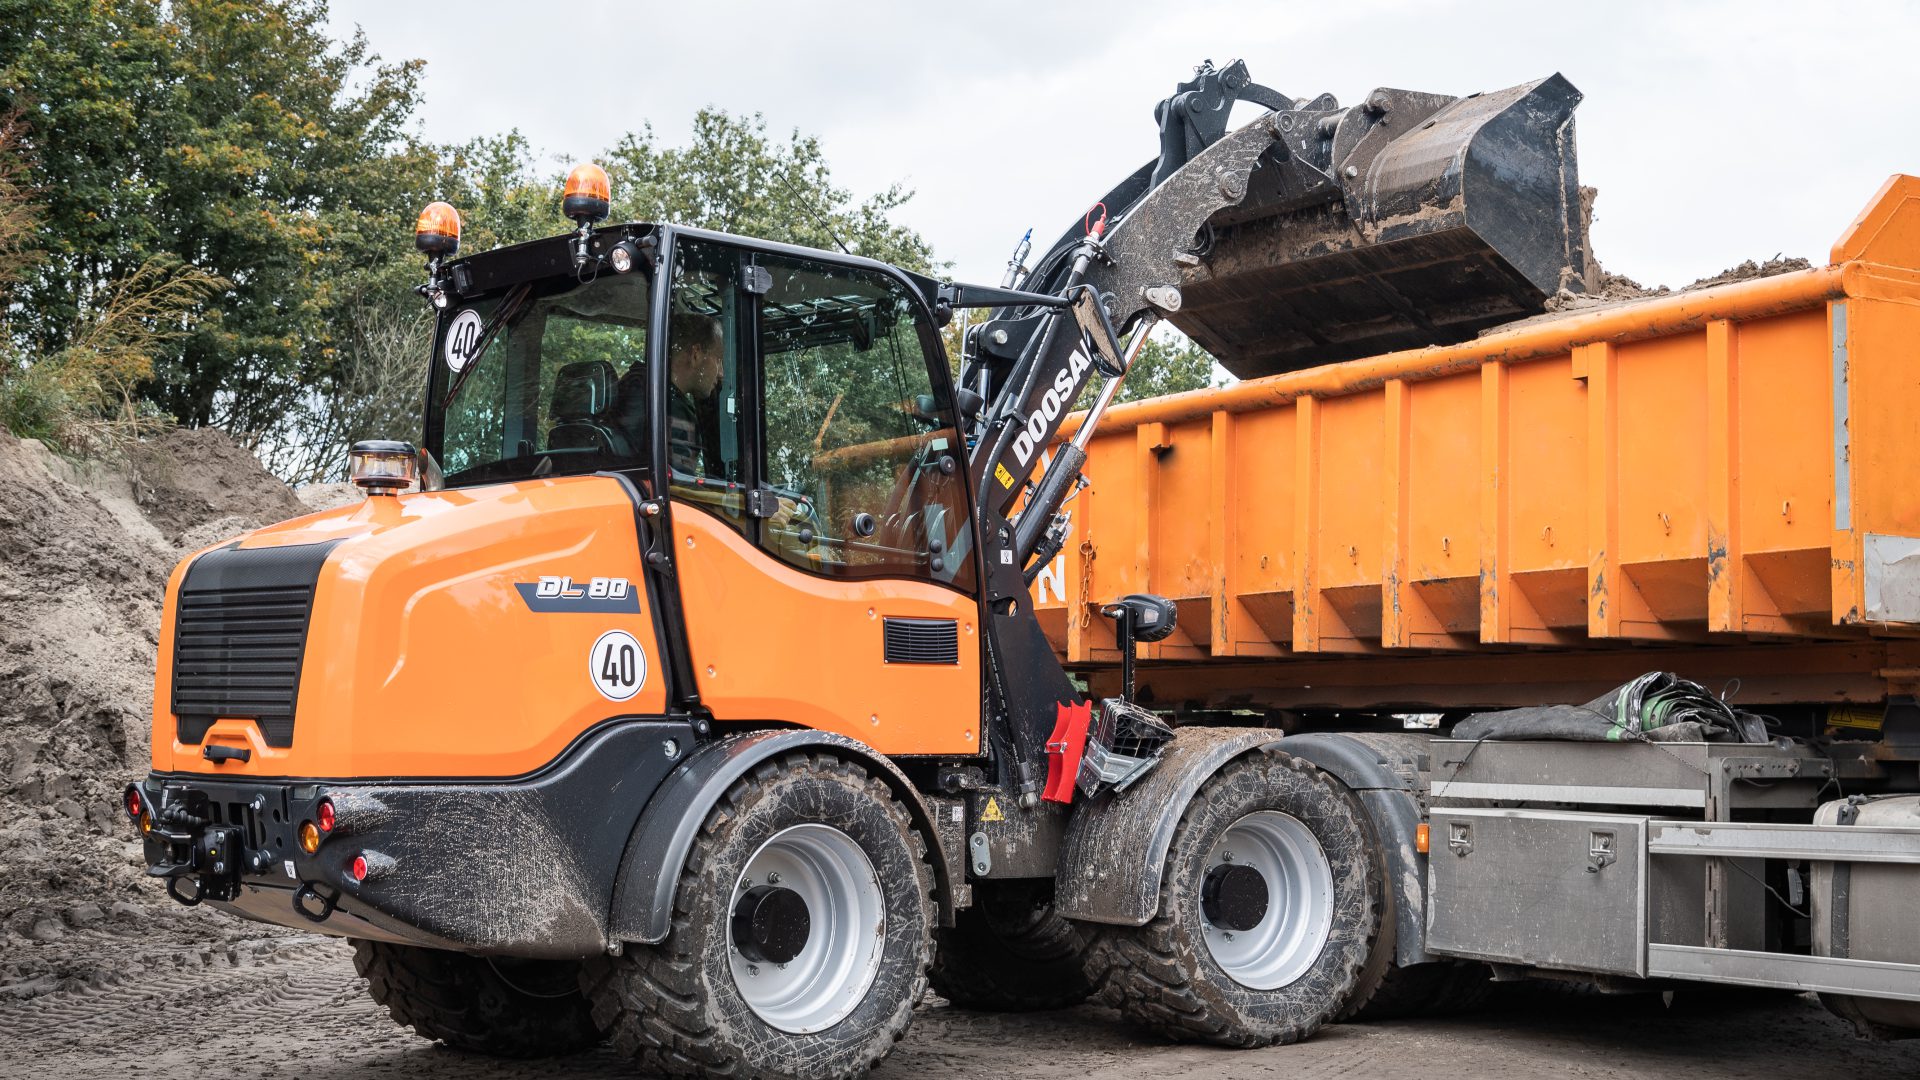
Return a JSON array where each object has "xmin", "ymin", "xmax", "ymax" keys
[
  {"xmin": 1514, "ymin": 186, "xmax": 1814, "ymax": 330},
  {"xmin": 0, "ymin": 428, "xmax": 313, "ymax": 986}
]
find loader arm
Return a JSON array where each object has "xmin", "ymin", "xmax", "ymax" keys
[{"xmin": 960, "ymin": 60, "xmax": 1589, "ymax": 392}]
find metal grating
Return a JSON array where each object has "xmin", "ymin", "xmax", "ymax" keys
[
  {"xmin": 171, "ymin": 541, "xmax": 338, "ymax": 749},
  {"xmin": 883, "ymin": 617, "xmax": 960, "ymax": 665}
]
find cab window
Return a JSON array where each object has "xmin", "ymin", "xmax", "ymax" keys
[
  {"xmin": 754, "ymin": 252, "xmax": 973, "ymax": 592},
  {"xmin": 435, "ymin": 271, "xmax": 652, "ymax": 486},
  {"xmin": 665, "ymin": 242, "xmax": 748, "ymax": 520}
]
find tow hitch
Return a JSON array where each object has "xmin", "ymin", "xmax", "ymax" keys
[{"xmin": 142, "ymin": 785, "xmax": 247, "ymax": 904}]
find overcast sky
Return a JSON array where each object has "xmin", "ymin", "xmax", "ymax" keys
[{"xmin": 327, "ymin": 0, "xmax": 1920, "ymax": 289}]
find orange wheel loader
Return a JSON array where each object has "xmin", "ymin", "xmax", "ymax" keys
[{"xmin": 128, "ymin": 60, "xmax": 1920, "ymax": 1079}]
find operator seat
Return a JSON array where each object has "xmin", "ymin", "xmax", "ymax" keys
[{"xmin": 548, "ymin": 360, "xmax": 633, "ymax": 457}]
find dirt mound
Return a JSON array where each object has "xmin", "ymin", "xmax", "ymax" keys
[
  {"xmin": 1683, "ymin": 256, "xmax": 1813, "ymax": 291},
  {"xmin": 125, "ymin": 428, "xmax": 308, "ymax": 544},
  {"xmin": 1497, "ymin": 188, "xmax": 1810, "ymax": 336},
  {"xmin": 0, "ymin": 429, "xmax": 310, "ymax": 977}
]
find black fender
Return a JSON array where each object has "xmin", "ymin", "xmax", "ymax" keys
[
  {"xmin": 1268, "ymin": 732, "xmax": 1435, "ymax": 967},
  {"xmin": 1054, "ymin": 726, "xmax": 1277, "ymax": 925},
  {"xmin": 607, "ymin": 728, "xmax": 958, "ymax": 945},
  {"xmin": 1054, "ymin": 726, "xmax": 1435, "ymax": 967}
]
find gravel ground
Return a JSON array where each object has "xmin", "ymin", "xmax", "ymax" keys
[{"xmin": 3, "ymin": 931, "xmax": 1915, "ymax": 1080}]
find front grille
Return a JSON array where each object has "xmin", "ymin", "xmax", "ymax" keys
[
  {"xmin": 171, "ymin": 541, "xmax": 339, "ymax": 749},
  {"xmin": 883, "ymin": 617, "xmax": 960, "ymax": 665}
]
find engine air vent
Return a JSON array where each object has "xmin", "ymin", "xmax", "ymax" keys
[
  {"xmin": 883, "ymin": 617, "xmax": 960, "ymax": 665},
  {"xmin": 171, "ymin": 540, "xmax": 340, "ymax": 748}
]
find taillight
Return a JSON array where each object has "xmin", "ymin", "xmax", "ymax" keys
[
  {"xmin": 123, "ymin": 785, "xmax": 142, "ymax": 819},
  {"xmin": 317, "ymin": 798, "xmax": 336, "ymax": 833},
  {"xmin": 351, "ymin": 855, "xmax": 368, "ymax": 882}
]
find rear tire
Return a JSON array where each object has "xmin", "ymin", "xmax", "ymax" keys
[
  {"xmin": 352, "ymin": 940, "xmax": 604, "ymax": 1058},
  {"xmin": 1344, "ymin": 954, "xmax": 1492, "ymax": 1020},
  {"xmin": 1339, "ymin": 872, "xmax": 1492, "ymax": 1022},
  {"xmin": 1092, "ymin": 750, "xmax": 1383, "ymax": 1047},
  {"xmin": 582, "ymin": 753, "xmax": 935, "ymax": 1079},
  {"xmin": 929, "ymin": 879, "xmax": 1100, "ymax": 1011}
]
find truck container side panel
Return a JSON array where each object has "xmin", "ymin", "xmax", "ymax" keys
[
  {"xmin": 1727, "ymin": 310, "xmax": 1830, "ymax": 629},
  {"xmin": 1030, "ymin": 176, "xmax": 1920, "ymax": 706},
  {"xmin": 1851, "ymin": 295, "xmax": 1920, "ymax": 540},
  {"xmin": 1616, "ymin": 333, "xmax": 1710, "ymax": 563},
  {"xmin": 1152, "ymin": 417, "xmax": 1216, "ymax": 658},
  {"xmin": 1074, "ymin": 433, "xmax": 1138, "ymax": 662},
  {"xmin": 1849, "ymin": 291, "xmax": 1920, "ymax": 625},
  {"xmin": 1398, "ymin": 374, "xmax": 1481, "ymax": 647},
  {"xmin": 1502, "ymin": 354, "xmax": 1588, "ymax": 640},
  {"xmin": 1308, "ymin": 393, "xmax": 1387, "ymax": 652},
  {"xmin": 1228, "ymin": 407, "xmax": 1297, "ymax": 657},
  {"xmin": 1613, "ymin": 331, "xmax": 1712, "ymax": 631}
]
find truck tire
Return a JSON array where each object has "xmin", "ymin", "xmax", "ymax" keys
[
  {"xmin": 1338, "ymin": 882, "xmax": 1491, "ymax": 1021},
  {"xmin": 351, "ymin": 940, "xmax": 604, "ymax": 1058},
  {"xmin": 582, "ymin": 753, "xmax": 935, "ymax": 1079},
  {"xmin": 1091, "ymin": 751, "xmax": 1383, "ymax": 1047},
  {"xmin": 1344, "ymin": 955, "xmax": 1492, "ymax": 1020},
  {"xmin": 929, "ymin": 879, "xmax": 1100, "ymax": 1011}
]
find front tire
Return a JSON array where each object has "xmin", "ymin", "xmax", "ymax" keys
[
  {"xmin": 352, "ymin": 940, "xmax": 604, "ymax": 1058},
  {"xmin": 582, "ymin": 753, "xmax": 935, "ymax": 1079},
  {"xmin": 1093, "ymin": 750, "xmax": 1383, "ymax": 1047},
  {"xmin": 929, "ymin": 879, "xmax": 1101, "ymax": 1011}
]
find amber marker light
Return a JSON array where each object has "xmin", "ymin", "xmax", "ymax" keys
[
  {"xmin": 1415, "ymin": 822, "xmax": 1431, "ymax": 854},
  {"xmin": 414, "ymin": 201, "xmax": 462, "ymax": 258},
  {"xmin": 299, "ymin": 821, "xmax": 321, "ymax": 854},
  {"xmin": 563, "ymin": 163, "xmax": 611, "ymax": 224}
]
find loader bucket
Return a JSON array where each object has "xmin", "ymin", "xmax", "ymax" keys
[{"xmin": 1169, "ymin": 74, "xmax": 1590, "ymax": 379}]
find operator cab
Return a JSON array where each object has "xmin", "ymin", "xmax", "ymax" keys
[{"xmin": 419, "ymin": 216, "xmax": 975, "ymax": 591}]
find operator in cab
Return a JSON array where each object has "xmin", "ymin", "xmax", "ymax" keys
[{"xmin": 665, "ymin": 311, "xmax": 727, "ymax": 478}]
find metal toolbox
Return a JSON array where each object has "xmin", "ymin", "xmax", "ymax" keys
[{"xmin": 1426, "ymin": 807, "xmax": 1648, "ymax": 977}]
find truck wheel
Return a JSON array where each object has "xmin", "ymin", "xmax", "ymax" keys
[
  {"xmin": 929, "ymin": 879, "xmax": 1100, "ymax": 1011},
  {"xmin": 582, "ymin": 753, "xmax": 935, "ymax": 1079},
  {"xmin": 1344, "ymin": 955, "xmax": 1492, "ymax": 1020},
  {"xmin": 351, "ymin": 940, "xmax": 604, "ymax": 1058},
  {"xmin": 1093, "ymin": 751, "xmax": 1382, "ymax": 1047},
  {"xmin": 1339, "ymin": 881, "xmax": 1492, "ymax": 1021}
]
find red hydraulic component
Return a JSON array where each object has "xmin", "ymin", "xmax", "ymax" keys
[{"xmin": 1043, "ymin": 701, "xmax": 1092, "ymax": 804}]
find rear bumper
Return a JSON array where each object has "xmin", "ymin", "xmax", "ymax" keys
[{"xmin": 136, "ymin": 719, "xmax": 696, "ymax": 957}]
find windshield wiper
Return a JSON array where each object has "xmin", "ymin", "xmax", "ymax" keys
[{"xmin": 441, "ymin": 281, "xmax": 535, "ymax": 408}]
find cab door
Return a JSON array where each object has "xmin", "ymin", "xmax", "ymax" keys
[{"xmin": 663, "ymin": 237, "xmax": 982, "ymax": 755}]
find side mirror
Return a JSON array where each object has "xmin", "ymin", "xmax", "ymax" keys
[{"xmin": 954, "ymin": 387, "xmax": 984, "ymax": 419}]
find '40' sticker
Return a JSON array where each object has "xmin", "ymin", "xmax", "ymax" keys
[{"xmin": 589, "ymin": 630, "xmax": 647, "ymax": 702}]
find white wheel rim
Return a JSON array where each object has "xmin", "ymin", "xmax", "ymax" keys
[
  {"xmin": 1200, "ymin": 810, "xmax": 1336, "ymax": 990},
  {"xmin": 728, "ymin": 823, "xmax": 885, "ymax": 1033}
]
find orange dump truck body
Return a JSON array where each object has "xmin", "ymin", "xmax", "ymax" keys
[{"xmin": 1037, "ymin": 176, "xmax": 1920, "ymax": 712}]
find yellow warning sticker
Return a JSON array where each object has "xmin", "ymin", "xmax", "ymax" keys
[
  {"xmin": 994, "ymin": 463, "xmax": 1015, "ymax": 489},
  {"xmin": 980, "ymin": 797, "xmax": 1005, "ymax": 823},
  {"xmin": 1830, "ymin": 704, "xmax": 1885, "ymax": 731}
]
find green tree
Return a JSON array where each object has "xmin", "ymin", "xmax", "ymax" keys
[
  {"xmin": 0, "ymin": 0, "xmax": 431, "ymax": 435},
  {"xmin": 1110, "ymin": 333, "xmax": 1222, "ymax": 404},
  {"xmin": 603, "ymin": 110, "xmax": 937, "ymax": 274}
]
